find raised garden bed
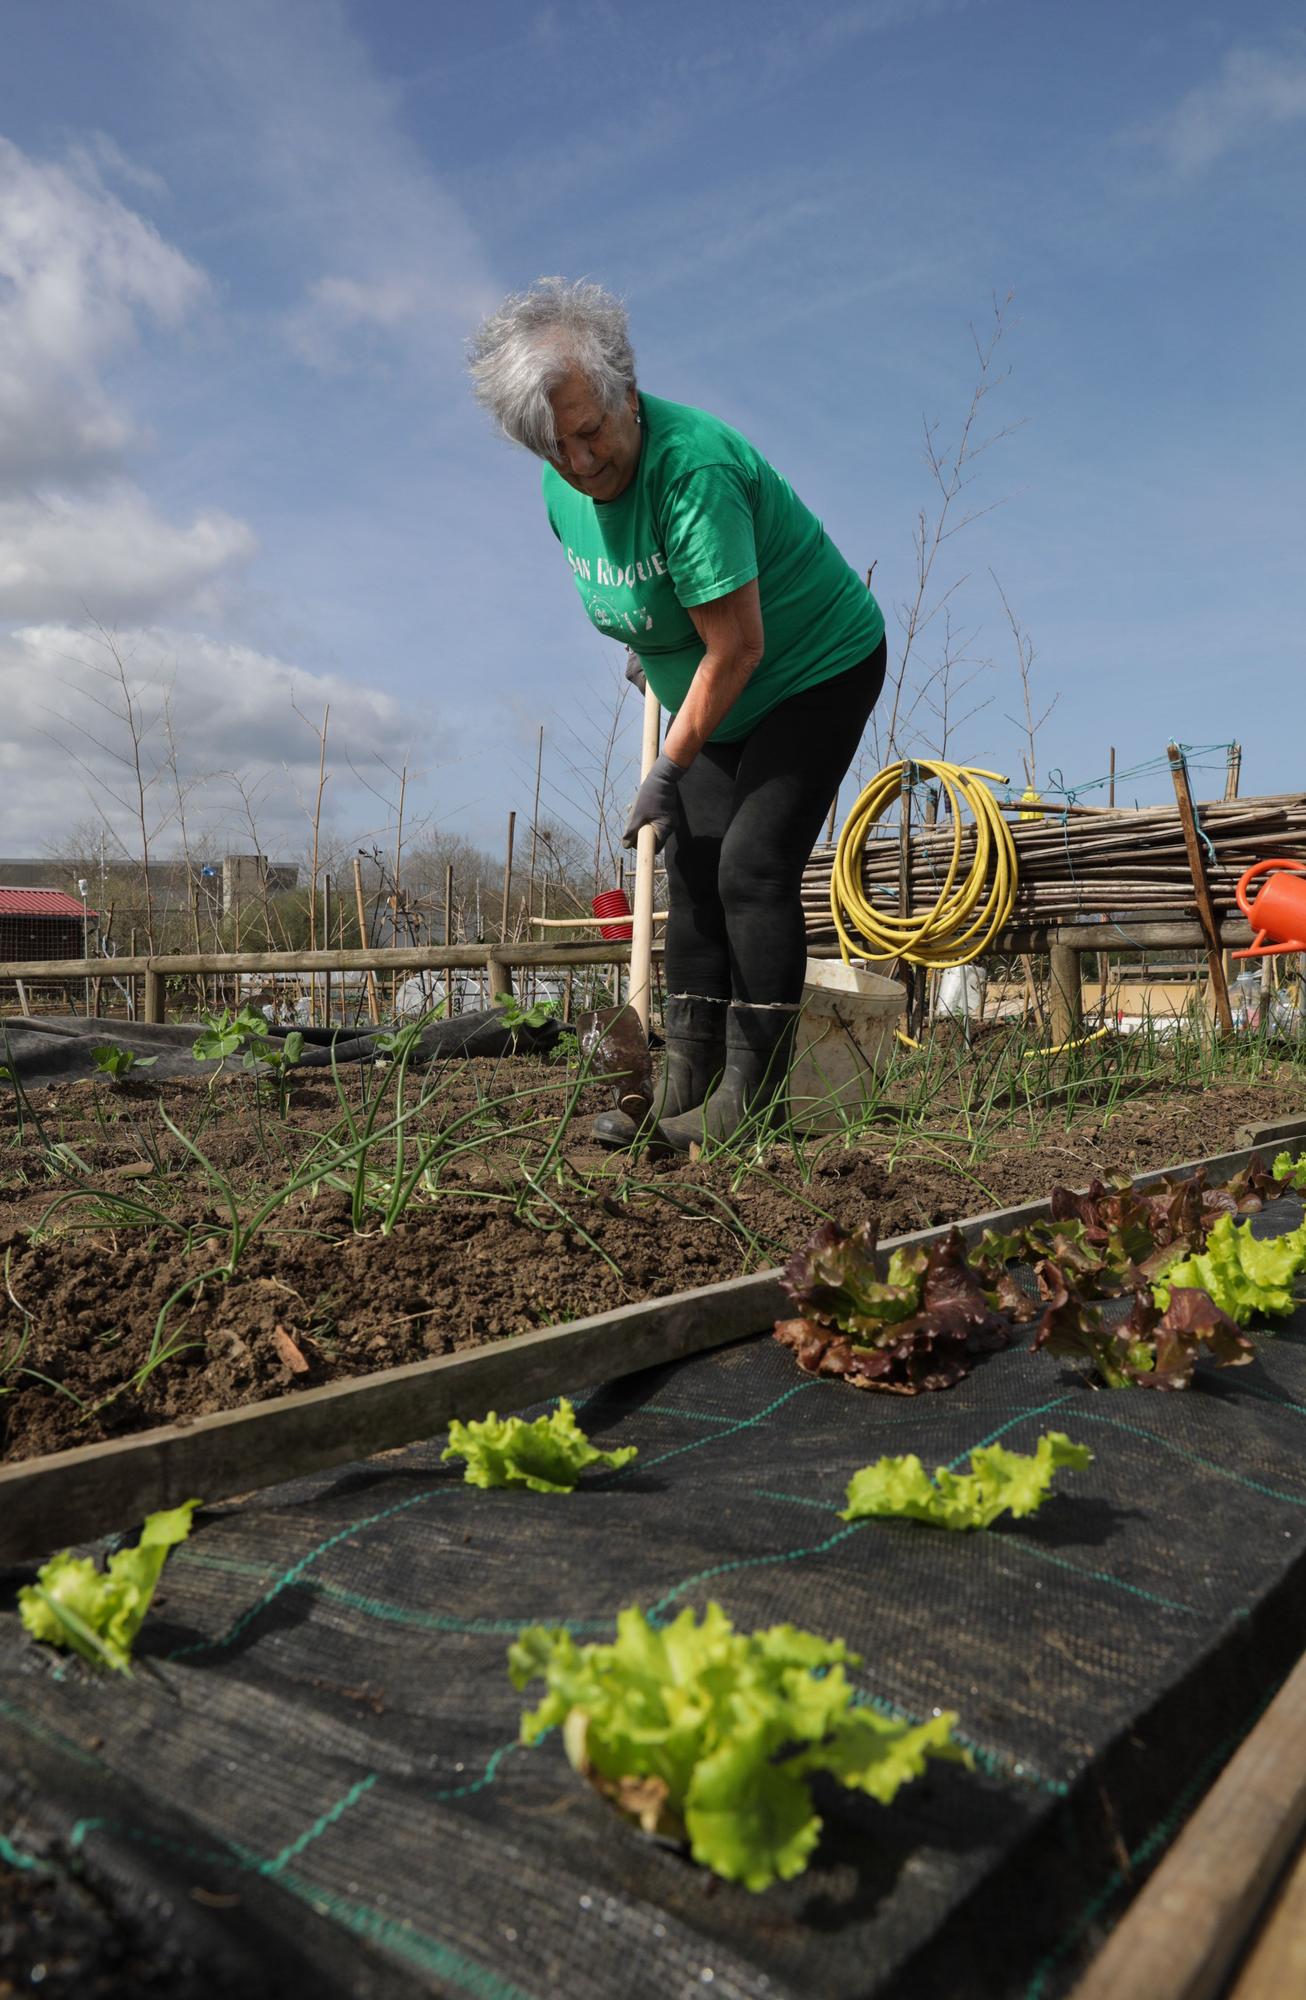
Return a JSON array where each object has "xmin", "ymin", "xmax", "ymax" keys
[{"xmin": 5, "ymin": 1137, "xmax": 1306, "ymax": 1998}]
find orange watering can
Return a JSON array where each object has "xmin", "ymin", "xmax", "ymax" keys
[{"xmin": 1233, "ymin": 859, "xmax": 1306, "ymax": 959}]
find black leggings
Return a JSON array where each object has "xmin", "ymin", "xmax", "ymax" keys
[{"xmin": 662, "ymin": 638, "xmax": 886, "ymax": 1006}]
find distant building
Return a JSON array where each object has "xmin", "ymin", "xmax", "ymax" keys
[
  {"xmin": 0, "ymin": 855, "xmax": 298, "ymax": 920},
  {"xmin": 0, "ymin": 888, "xmax": 95, "ymax": 963}
]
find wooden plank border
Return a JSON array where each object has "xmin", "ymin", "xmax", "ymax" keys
[
  {"xmin": 1238, "ymin": 1112, "xmax": 1306, "ymax": 1152},
  {"xmin": 2, "ymin": 1122, "xmax": 1302, "ymax": 1567},
  {"xmin": 1070, "ymin": 1648, "xmax": 1306, "ymax": 2000},
  {"xmin": 0, "ymin": 1269, "xmax": 786, "ymax": 1566},
  {"xmin": 1228, "ymin": 1823, "xmax": 1306, "ymax": 1997}
]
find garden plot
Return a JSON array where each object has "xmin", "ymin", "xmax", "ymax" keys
[
  {"xmin": 4, "ymin": 1173, "xmax": 1306, "ymax": 2000},
  {"xmin": 1, "ymin": 1019, "xmax": 1304, "ymax": 1469}
]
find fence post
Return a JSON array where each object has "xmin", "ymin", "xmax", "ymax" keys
[
  {"xmin": 486, "ymin": 953, "xmax": 512, "ymax": 1005},
  {"xmin": 143, "ymin": 968, "xmax": 165, "ymax": 1024},
  {"xmin": 1049, "ymin": 939, "xmax": 1082, "ymax": 1046}
]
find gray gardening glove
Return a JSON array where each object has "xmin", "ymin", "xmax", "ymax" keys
[
  {"xmin": 623, "ymin": 752, "xmax": 686, "ymax": 852},
  {"xmin": 624, "ymin": 649, "xmax": 648, "ymax": 695}
]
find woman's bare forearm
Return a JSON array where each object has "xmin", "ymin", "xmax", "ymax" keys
[
  {"xmin": 663, "ymin": 651, "xmax": 759, "ymax": 765},
  {"xmin": 658, "ymin": 577, "xmax": 765, "ymax": 767}
]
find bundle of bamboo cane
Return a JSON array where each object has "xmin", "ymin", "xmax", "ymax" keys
[{"xmin": 802, "ymin": 792, "xmax": 1306, "ymax": 947}]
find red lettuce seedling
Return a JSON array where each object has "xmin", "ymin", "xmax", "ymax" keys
[
  {"xmin": 1047, "ymin": 1158, "xmax": 1284, "ymax": 1270},
  {"xmin": 1033, "ymin": 1264, "xmax": 1251, "ymax": 1390},
  {"xmin": 776, "ymin": 1228, "xmax": 1010, "ymax": 1395},
  {"xmin": 781, "ymin": 1220, "xmax": 927, "ymax": 1334}
]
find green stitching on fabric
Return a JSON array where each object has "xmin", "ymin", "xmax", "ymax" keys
[
  {"xmin": 166, "ymin": 1484, "xmax": 461, "ymax": 1659},
  {"xmin": 943, "ymin": 1395, "xmax": 1078, "ymax": 1470},
  {"xmin": 0, "ymin": 1832, "xmax": 44, "ymax": 1872},
  {"xmin": 645, "ymin": 1518, "xmax": 869, "ymax": 1619},
  {"xmin": 312, "ymin": 1581, "xmax": 611, "ymax": 1639},
  {"xmin": 261, "ymin": 1772, "xmax": 378, "ymax": 1878},
  {"xmin": 174, "ymin": 1551, "xmax": 276, "ymax": 1581},
  {"xmin": 999, "ymin": 1538, "xmax": 1198, "ymax": 1615},
  {"xmin": 1067, "ymin": 1410, "xmax": 1306, "ymax": 1506},
  {"xmin": 753, "ymin": 1487, "xmax": 836, "ymax": 1513},
  {"xmin": 66, "ymin": 1810, "xmax": 529, "ymax": 2000},
  {"xmin": 1232, "ymin": 1377, "xmax": 1306, "ymax": 1420},
  {"xmin": 434, "ymin": 1739, "xmax": 523, "ymax": 1803},
  {"xmin": 69, "ymin": 1816, "xmax": 238, "ymax": 1871},
  {"xmin": 638, "ymin": 1404, "xmax": 748, "ymax": 1423},
  {"xmin": 751, "ymin": 1489, "xmax": 1198, "ymax": 1615},
  {"xmin": 638, "ymin": 1390, "xmax": 982, "ymax": 1428},
  {"xmin": 613, "ymin": 1382, "xmax": 820, "ymax": 1480}
]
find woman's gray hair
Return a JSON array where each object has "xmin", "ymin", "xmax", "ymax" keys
[{"xmin": 467, "ymin": 277, "xmax": 636, "ymax": 458}]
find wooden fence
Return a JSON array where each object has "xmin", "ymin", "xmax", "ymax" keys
[
  {"xmin": 0, "ymin": 920, "xmax": 1254, "ymax": 1040},
  {"xmin": 0, "ymin": 939, "xmax": 662, "ymax": 1026}
]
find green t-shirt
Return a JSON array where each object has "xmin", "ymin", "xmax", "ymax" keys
[{"xmin": 542, "ymin": 393, "xmax": 885, "ymax": 742}]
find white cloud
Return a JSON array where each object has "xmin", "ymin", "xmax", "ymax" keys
[
  {"xmin": 287, "ymin": 272, "xmax": 464, "ymax": 369},
  {"xmin": 161, "ymin": 0, "xmax": 499, "ymax": 374},
  {"xmin": 71, "ymin": 132, "xmax": 170, "ymax": 201},
  {"xmin": 0, "ymin": 489, "xmax": 255, "ymax": 623},
  {"xmin": 310, "ymin": 275, "xmax": 428, "ymax": 332},
  {"xmin": 0, "ymin": 135, "xmax": 259, "ymax": 624},
  {"xmin": 0, "ymin": 135, "xmax": 206, "ymax": 487},
  {"xmin": 1140, "ymin": 44, "xmax": 1306, "ymax": 174},
  {"xmin": 0, "ymin": 622, "xmax": 432, "ymax": 852}
]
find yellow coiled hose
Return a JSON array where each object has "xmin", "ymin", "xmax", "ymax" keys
[{"xmin": 831, "ymin": 760, "xmax": 1019, "ymax": 968}]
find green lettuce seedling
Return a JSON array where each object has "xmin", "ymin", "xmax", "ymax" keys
[
  {"xmin": 1153, "ymin": 1213, "xmax": 1306, "ymax": 1321},
  {"xmin": 841, "ymin": 1432, "xmax": 1092, "ymax": 1530},
  {"xmin": 1273, "ymin": 1152, "xmax": 1306, "ymax": 1195},
  {"xmin": 510, "ymin": 1603, "xmax": 965, "ymax": 1890},
  {"xmin": 443, "ymin": 1398, "xmax": 636, "ymax": 1492},
  {"xmin": 19, "ymin": 1500, "xmax": 201, "ymax": 1674}
]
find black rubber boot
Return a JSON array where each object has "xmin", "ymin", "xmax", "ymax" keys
[
  {"xmin": 591, "ymin": 995, "xmax": 728, "ymax": 1149},
  {"xmin": 654, "ymin": 1001, "xmax": 800, "ymax": 1154}
]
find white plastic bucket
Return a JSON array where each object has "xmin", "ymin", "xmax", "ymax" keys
[
  {"xmin": 788, "ymin": 958, "xmax": 907, "ymax": 1133},
  {"xmin": 936, "ymin": 964, "xmax": 987, "ymax": 1023}
]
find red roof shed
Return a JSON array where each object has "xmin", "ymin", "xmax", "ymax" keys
[
  {"xmin": 0, "ymin": 889, "xmax": 96, "ymax": 919},
  {"xmin": 0, "ymin": 888, "xmax": 96, "ymax": 965}
]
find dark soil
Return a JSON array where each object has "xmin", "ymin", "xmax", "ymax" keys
[
  {"xmin": 0, "ymin": 1842, "xmax": 233, "ymax": 1999},
  {"xmin": 0, "ymin": 1050, "xmax": 1301, "ymax": 1465},
  {"xmin": 0, "ymin": 1822, "xmax": 321, "ymax": 2000}
]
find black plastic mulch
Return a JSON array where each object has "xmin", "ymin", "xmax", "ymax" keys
[{"xmin": 3, "ymin": 1197, "xmax": 1306, "ymax": 2000}]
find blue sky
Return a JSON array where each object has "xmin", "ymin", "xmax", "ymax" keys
[{"xmin": 1, "ymin": 0, "xmax": 1302, "ymax": 866}]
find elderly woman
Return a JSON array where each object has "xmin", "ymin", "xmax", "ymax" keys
[{"xmin": 468, "ymin": 278, "xmax": 886, "ymax": 1150}]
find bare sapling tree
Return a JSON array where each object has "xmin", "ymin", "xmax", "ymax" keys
[
  {"xmin": 344, "ymin": 748, "xmax": 443, "ymax": 1016},
  {"xmin": 869, "ymin": 289, "xmax": 1023, "ymax": 772},
  {"xmin": 225, "ymin": 771, "xmax": 293, "ymax": 952},
  {"xmin": 546, "ymin": 656, "xmax": 639, "ymax": 897},
  {"xmin": 917, "ymin": 607, "xmax": 995, "ymax": 768},
  {"xmin": 41, "ymin": 619, "xmax": 179, "ymax": 950},
  {"xmin": 532, "ymin": 818, "xmax": 595, "ymax": 914},
  {"xmin": 162, "ymin": 690, "xmax": 225, "ymax": 962},
  {"xmin": 993, "ymin": 570, "xmax": 1058, "ymax": 792},
  {"xmin": 391, "ymin": 759, "xmax": 409, "ymax": 973},
  {"xmin": 506, "ymin": 731, "xmax": 598, "ymax": 917},
  {"xmin": 286, "ymin": 697, "xmax": 333, "ymax": 1019}
]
